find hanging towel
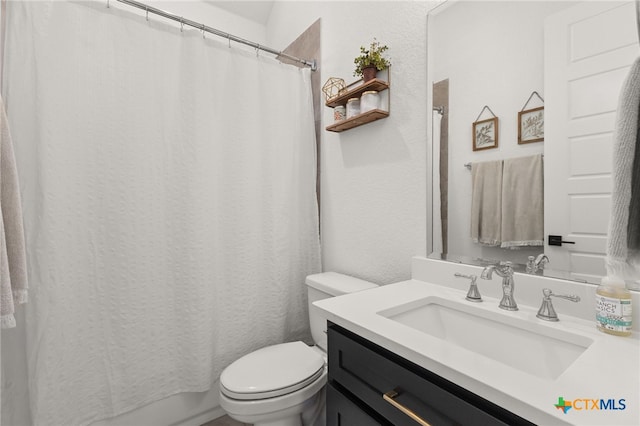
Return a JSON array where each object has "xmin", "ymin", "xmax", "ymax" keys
[
  {"xmin": 500, "ymin": 154, "xmax": 544, "ymax": 248},
  {"xmin": 627, "ymin": 123, "xmax": 640, "ymax": 251},
  {"xmin": 607, "ymin": 56, "xmax": 640, "ymax": 280},
  {"xmin": 0, "ymin": 94, "xmax": 28, "ymax": 329},
  {"xmin": 470, "ymin": 160, "xmax": 503, "ymax": 246}
]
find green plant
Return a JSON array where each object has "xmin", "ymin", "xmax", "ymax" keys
[{"xmin": 353, "ymin": 39, "xmax": 391, "ymax": 77}]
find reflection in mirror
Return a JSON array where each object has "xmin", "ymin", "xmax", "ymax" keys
[
  {"xmin": 429, "ymin": 252, "xmax": 586, "ymax": 283},
  {"xmin": 432, "ymin": 80, "xmax": 449, "ymax": 255},
  {"xmin": 427, "ymin": 0, "xmax": 640, "ymax": 288}
]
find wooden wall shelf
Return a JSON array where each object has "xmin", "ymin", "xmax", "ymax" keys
[
  {"xmin": 325, "ymin": 72, "xmax": 390, "ymax": 133},
  {"xmin": 325, "ymin": 79, "xmax": 390, "ymax": 108},
  {"xmin": 326, "ymin": 109, "xmax": 389, "ymax": 133}
]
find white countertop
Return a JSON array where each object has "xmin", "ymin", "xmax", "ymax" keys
[{"xmin": 314, "ymin": 278, "xmax": 640, "ymax": 425}]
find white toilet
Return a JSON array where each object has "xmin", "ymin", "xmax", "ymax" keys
[{"xmin": 219, "ymin": 272, "xmax": 378, "ymax": 426}]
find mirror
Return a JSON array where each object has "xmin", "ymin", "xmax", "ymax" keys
[{"xmin": 427, "ymin": 0, "xmax": 640, "ymax": 288}]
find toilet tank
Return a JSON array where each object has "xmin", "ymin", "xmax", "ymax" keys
[{"xmin": 306, "ymin": 272, "xmax": 378, "ymax": 351}]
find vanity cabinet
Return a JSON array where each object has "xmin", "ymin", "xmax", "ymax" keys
[{"xmin": 327, "ymin": 323, "xmax": 534, "ymax": 426}]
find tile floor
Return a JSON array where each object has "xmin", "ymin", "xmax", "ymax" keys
[{"xmin": 201, "ymin": 414, "xmax": 246, "ymax": 426}]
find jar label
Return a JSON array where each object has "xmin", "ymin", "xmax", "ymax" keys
[{"xmin": 595, "ymin": 295, "xmax": 632, "ymax": 332}]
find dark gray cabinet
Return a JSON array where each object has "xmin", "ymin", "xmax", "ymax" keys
[
  {"xmin": 327, "ymin": 323, "xmax": 535, "ymax": 426},
  {"xmin": 327, "ymin": 383, "xmax": 384, "ymax": 425}
]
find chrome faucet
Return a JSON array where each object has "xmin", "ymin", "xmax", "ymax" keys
[
  {"xmin": 526, "ymin": 253, "xmax": 549, "ymax": 274},
  {"xmin": 536, "ymin": 288, "xmax": 581, "ymax": 321},
  {"xmin": 481, "ymin": 261, "xmax": 518, "ymax": 311},
  {"xmin": 454, "ymin": 273, "xmax": 482, "ymax": 302}
]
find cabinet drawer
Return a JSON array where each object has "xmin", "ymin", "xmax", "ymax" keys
[
  {"xmin": 328, "ymin": 324, "xmax": 534, "ymax": 426},
  {"xmin": 327, "ymin": 383, "xmax": 387, "ymax": 426}
]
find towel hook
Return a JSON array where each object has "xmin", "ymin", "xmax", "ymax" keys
[
  {"xmin": 474, "ymin": 105, "xmax": 497, "ymax": 123},
  {"xmin": 520, "ymin": 91, "xmax": 544, "ymax": 111}
]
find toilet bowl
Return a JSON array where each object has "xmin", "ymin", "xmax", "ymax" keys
[{"xmin": 219, "ymin": 272, "xmax": 378, "ymax": 426}]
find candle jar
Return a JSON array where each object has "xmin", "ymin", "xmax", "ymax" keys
[
  {"xmin": 346, "ymin": 98, "xmax": 360, "ymax": 118},
  {"xmin": 361, "ymin": 90, "xmax": 380, "ymax": 113},
  {"xmin": 334, "ymin": 105, "xmax": 346, "ymax": 122}
]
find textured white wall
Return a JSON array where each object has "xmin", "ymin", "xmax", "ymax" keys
[
  {"xmin": 127, "ymin": 1, "xmax": 268, "ymax": 44},
  {"xmin": 268, "ymin": 1, "xmax": 437, "ymax": 285}
]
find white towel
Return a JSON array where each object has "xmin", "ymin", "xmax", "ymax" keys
[
  {"xmin": 627, "ymin": 123, "xmax": 640, "ymax": 251},
  {"xmin": 500, "ymin": 154, "xmax": 544, "ymax": 248},
  {"xmin": 0, "ymin": 94, "xmax": 28, "ymax": 329},
  {"xmin": 471, "ymin": 160, "xmax": 503, "ymax": 246},
  {"xmin": 606, "ymin": 56, "xmax": 640, "ymax": 281}
]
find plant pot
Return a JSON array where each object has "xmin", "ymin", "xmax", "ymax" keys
[{"xmin": 362, "ymin": 66, "xmax": 377, "ymax": 82}]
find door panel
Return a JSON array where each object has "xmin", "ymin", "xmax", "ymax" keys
[
  {"xmin": 544, "ymin": 1, "xmax": 639, "ymax": 283},
  {"xmin": 570, "ymin": 3, "xmax": 638, "ymax": 61},
  {"xmin": 570, "ymin": 134, "xmax": 612, "ymax": 176},
  {"xmin": 568, "ymin": 68, "xmax": 629, "ymax": 118}
]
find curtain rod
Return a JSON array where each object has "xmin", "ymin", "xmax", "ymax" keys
[{"xmin": 109, "ymin": 0, "xmax": 317, "ymax": 71}]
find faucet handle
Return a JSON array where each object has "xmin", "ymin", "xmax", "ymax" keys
[
  {"xmin": 527, "ymin": 254, "xmax": 550, "ymax": 274},
  {"xmin": 536, "ymin": 254, "xmax": 550, "ymax": 266},
  {"xmin": 526, "ymin": 256, "xmax": 536, "ymax": 274},
  {"xmin": 454, "ymin": 273, "xmax": 482, "ymax": 302},
  {"xmin": 536, "ymin": 288, "xmax": 581, "ymax": 321},
  {"xmin": 542, "ymin": 288, "xmax": 580, "ymax": 302},
  {"xmin": 498, "ymin": 261, "xmax": 514, "ymax": 275}
]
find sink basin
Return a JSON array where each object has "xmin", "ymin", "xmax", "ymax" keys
[{"xmin": 378, "ymin": 296, "xmax": 593, "ymax": 380}]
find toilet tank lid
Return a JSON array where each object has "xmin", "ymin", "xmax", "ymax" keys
[{"xmin": 305, "ymin": 272, "xmax": 378, "ymax": 296}]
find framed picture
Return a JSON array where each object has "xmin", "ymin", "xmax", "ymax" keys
[
  {"xmin": 472, "ymin": 117, "xmax": 499, "ymax": 151},
  {"xmin": 518, "ymin": 106, "xmax": 544, "ymax": 144}
]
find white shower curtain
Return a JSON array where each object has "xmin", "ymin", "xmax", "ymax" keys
[{"xmin": 2, "ymin": 1, "xmax": 320, "ymax": 425}]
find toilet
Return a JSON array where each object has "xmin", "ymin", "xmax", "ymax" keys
[{"xmin": 219, "ymin": 272, "xmax": 378, "ymax": 426}]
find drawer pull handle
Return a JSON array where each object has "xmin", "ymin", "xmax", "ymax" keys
[{"xmin": 383, "ymin": 390, "xmax": 432, "ymax": 426}]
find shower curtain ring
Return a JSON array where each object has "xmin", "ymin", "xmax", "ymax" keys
[
  {"xmin": 106, "ymin": 0, "xmax": 109, "ymax": 8},
  {"xmin": 228, "ymin": 35, "xmax": 231, "ymax": 48},
  {"xmin": 180, "ymin": 17, "xmax": 184, "ymax": 32},
  {"xmin": 145, "ymin": 7, "xmax": 149, "ymax": 21},
  {"xmin": 256, "ymin": 45, "xmax": 260, "ymax": 57},
  {"xmin": 201, "ymin": 24, "xmax": 206, "ymax": 39}
]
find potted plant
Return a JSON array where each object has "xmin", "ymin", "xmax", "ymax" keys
[{"xmin": 353, "ymin": 39, "xmax": 391, "ymax": 82}]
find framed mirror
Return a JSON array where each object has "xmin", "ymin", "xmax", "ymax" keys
[{"xmin": 427, "ymin": 0, "xmax": 640, "ymax": 288}]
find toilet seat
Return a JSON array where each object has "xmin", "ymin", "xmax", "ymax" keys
[{"xmin": 220, "ymin": 341, "xmax": 325, "ymax": 400}]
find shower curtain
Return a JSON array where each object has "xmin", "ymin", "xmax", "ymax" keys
[{"xmin": 1, "ymin": 1, "xmax": 320, "ymax": 425}]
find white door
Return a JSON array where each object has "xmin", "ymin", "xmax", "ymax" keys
[{"xmin": 544, "ymin": 1, "xmax": 639, "ymax": 283}]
